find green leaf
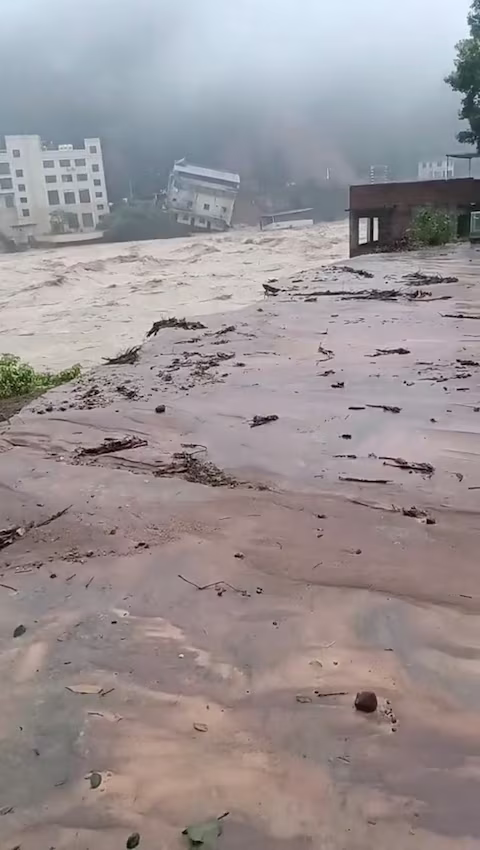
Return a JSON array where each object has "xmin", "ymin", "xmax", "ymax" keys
[{"xmin": 182, "ymin": 816, "xmax": 226, "ymax": 847}]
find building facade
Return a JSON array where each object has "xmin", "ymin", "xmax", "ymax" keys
[
  {"xmin": 0, "ymin": 135, "xmax": 108, "ymax": 245},
  {"xmin": 166, "ymin": 160, "xmax": 240, "ymax": 231},
  {"xmin": 349, "ymin": 178, "xmax": 480, "ymax": 256},
  {"xmin": 418, "ymin": 159, "xmax": 454, "ymax": 181}
]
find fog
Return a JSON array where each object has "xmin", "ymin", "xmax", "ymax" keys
[{"xmin": 0, "ymin": 0, "xmax": 472, "ymax": 204}]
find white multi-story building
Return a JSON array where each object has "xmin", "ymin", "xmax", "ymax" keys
[
  {"xmin": 0, "ymin": 135, "xmax": 108, "ymax": 245},
  {"xmin": 418, "ymin": 159, "xmax": 454, "ymax": 181},
  {"xmin": 166, "ymin": 159, "xmax": 240, "ymax": 231}
]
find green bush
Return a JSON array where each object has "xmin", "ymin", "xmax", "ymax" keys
[
  {"xmin": 410, "ymin": 207, "xmax": 455, "ymax": 247},
  {"xmin": 0, "ymin": 354, "xmax": 80, "ymax": 399}
]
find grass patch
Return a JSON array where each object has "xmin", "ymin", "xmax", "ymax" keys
[{"xmin": 0, "ymin": 354, "xmax": 81, "ymax": 400}]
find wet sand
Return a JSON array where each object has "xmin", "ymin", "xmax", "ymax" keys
[{"xmin": 1, "ymin": 242, "xmax": 480, "ymax": 849}]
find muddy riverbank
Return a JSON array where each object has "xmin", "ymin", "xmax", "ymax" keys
[{"xmin": 0, "ymin": 243, "xmax": 480, "ymax": 849}]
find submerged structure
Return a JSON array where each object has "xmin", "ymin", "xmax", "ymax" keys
[{"xmin": 166, "ymin": 159, "xmax": 240, "ymax": 232}]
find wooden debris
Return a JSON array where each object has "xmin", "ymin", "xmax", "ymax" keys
[
  {"xmin": 75, "ymin": 437, "xmax": 147, "ymax": 458},
  {"xmin": 250, "ymin": 414, "xmax": 279, "ymax": 428},
  {"xmin": 366, "ymin": 404, "xmax": 402, "ymax": 414},
  {"xmin": 380, "ymin": 456, "xmax": 435, "ymax": 477},
  {"xmin": 0, "ymin": 505, "xmax": 71, "ymax": 553},
  {"xmin": 369, "ymin": 347, "xmax": 410, "ymax": 357},
  {"xmin": 339, "ymin": 476, "xmax": 392, "ymax": 484},
  {"xmin": 103, "ymin": 346, "xmax": 141, "ymax": 365},
  {"xmin": 147, "ymin": 317, "xmax": 206, "ymax": 337}
]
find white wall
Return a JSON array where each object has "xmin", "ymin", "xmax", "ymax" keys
[{"xmin": 0, "ymin": 135, "xmax": 109, "ymax": 241}]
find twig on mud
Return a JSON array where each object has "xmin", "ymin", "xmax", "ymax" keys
[
  {"xmin": 0, "ymin": 505, "xmax": 71, "ymax": 552},
  {"xmin": 103, "ymin": 346, "xmax": 141, "ymax": 365},
  {"xmin": 317, "ymin": 344, "xmax": 334, "ymax": 361},
  {"xmin": 178, "ymin": 574, "xmax": 250, "ymax": 597},
  {"xmin": 442, "ymin": 313, "xmax": 480, "ymax": 320},
  {"xmin": 146, "ymin": 317, "xmax": 207, "ymax": 337},
  {"xmin": 366, "ymin": 404, "xmax": 402, "ymax": 414},
  {"xmin": 380, "ymin": 456, "xmax": 435, "ymax": 477},
  {"xmin": 250, "ymin": 414, "xmax": 279, "ymax": 428},
  {"xmin": 0, "ymin": 583, "xmax": 17, "ymax": 592},
  {"xmin": 368, "ymin": 347, "xmax": 410, "ymax": 357},
  {"xmin": 75, "ymin": 437, "xmax": 147, "ymax": 458},
  {"xmin": 339, "ymin": 476, "xmax": 392, "ymax": 484}
]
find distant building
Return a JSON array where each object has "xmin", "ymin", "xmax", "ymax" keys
[
  {"xmin": 166, "ymin": 159, "xmax": 240, "ymax": 231},
  {"xmin": 259, "ymin": 208, "xmax": 314, "ymax": 231},
  {"xmin": 369, "ymin": 164, "xmax": 389, "ymax": 184},
  {"xmin": 418, "ymin": 159, "xmax": 454, "ymax": 181},
  {"xmin": 0, "ymin": 135, "xmax": 108, "ymax": 246}
]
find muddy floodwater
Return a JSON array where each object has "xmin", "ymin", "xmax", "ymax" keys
[
  {"xmin": 1, "ymin": 237, "xmax": 480, "ymax": 849},
  {"xmin": 0, "ymin": 221, "xmax": 347, "ymax": 369}
]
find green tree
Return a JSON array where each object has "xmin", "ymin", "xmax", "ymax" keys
[{"xmin": 446, "ymin": 0, "xmax": 480, "ymax": 148}]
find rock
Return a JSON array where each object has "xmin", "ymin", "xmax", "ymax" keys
[
  {"xmin": 354, "ymin": 691, "xmax": 378, "ymax": 713},
  {"xmin": 13, "ymin": 625, "xmax": 26, "ymax": 638},
  {"xmin": 155, "ymin": 404, "xmax": 166, "ymax": 414},
  {"xmin": 126, "ymin": 833, "xmax": 140, "ymax": 849}
]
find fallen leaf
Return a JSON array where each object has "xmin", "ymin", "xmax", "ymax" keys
[
  {"xmin": 0, "ymin": 806, "xmax": 14, "ymax": 816},
  {"xmin": 66, "ymin": 684, "xmax": 103, "ymax": 695},
  {"xmin": 126, "ymin": 833, "xmax": 140, "ymax": 849},
  {"xmin": 13, "ymin": 625, "xmax": 26, "ymax": 638},
  {"xmin": 296, "ymin": 695, "xmax": 313, "ymax": 704},
  {"xmin": 193, "ymin": 722, "xmax": 209, "ymax": 733},
  {"xmin": 182, "ymin": 815, "xmax": 228, "ymax": 848},
  {"xmin": 89, "ymin": 772, "xmax": 102, "ymax": 789}
]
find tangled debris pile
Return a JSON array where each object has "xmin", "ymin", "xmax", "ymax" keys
[{"xmin": 147, "ymin": 317, "xmax": 207, "ymax": 337}]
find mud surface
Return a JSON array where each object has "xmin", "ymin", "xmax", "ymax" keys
[{"xmin": 1, "ymin": 244, "xmax": 480, "ymax": 849}]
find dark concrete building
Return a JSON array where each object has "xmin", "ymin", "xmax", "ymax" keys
[{"xmin": 349, "ymin": 178, "xmax": 480, "ymax": 257}]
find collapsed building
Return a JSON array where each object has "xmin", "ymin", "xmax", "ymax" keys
[{"xmin": 166, "ymin": 159, "xmax": 240, "ymax": 232}]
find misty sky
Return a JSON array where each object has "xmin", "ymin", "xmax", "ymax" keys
[{"xmin": 0, "ymin": 0, "xmax": 473, "ymax": 193}]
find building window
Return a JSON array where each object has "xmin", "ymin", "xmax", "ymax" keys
[
  {"xmin": 93, "ymin": 179, "xmax": 101, "ymax": 186},
  {"xmin": 18, "ymin": 184, "xmax": 26, "ymax": 192},
  {"xmin": 222, "ymin": 206, "xmax": 227, "ymax": 214},
  {"xmin": 22, "ymin": 209, "xmax": 30, "ymax": 217},
  {"xmin": 89, "ymin": 145, "xmax": 97, "ymax": 154},
  {"xmin": 43, "ymin": 160, "xmax": 54, "ymax": 168},
  {"xmin": 82, "ymin": 212, "xmax": 94, "ymax": 227},
  {"xmin": 77, "ymin": 173, "xmax": 88, "ymax": 182},
  {"xmin": 59, "ymin": 159, "xmax": 71, "ymax": 167},
  {"xmin": 64, "ymin": 191, "xmax": 76, "ymax": 204},
  {"xmin": 92, "ymin": 164, "xmax": 100, "ymax": 172},
  {"xmin": 62, "ymin": 174, "xmax": 73, "ymax": 183},
  {"xmin": 98, "ymin": 214, "xmax": 106, "ymax": 221},
  {"xmin": 79, "ymin": 189, "xmax": 91, "ymax": 203},
  {"xmin": 0, "ymin": 178, "xmax": 13, "ymax": 190},
  {"xmin": 45, "ymin": 175, "xmax": 57, "ymax": 184},
  {"xmin": 203, "ymin": 203, "xmax": 210, "ymax": 211},
  {"xmin": 97, "ymin": 204, "xmax": 104, "ymax": 210},
  {"xmin": 74, "ymin": 158, "xmax": 86, "ymax": 167},
  {"xmin": 0, "ymin": 163, "xmax": 10, "ymax": 175},
  {"xmin": 186, "ymin": 200, "xmax": 193, "ymax": 209},
  {"xmin": 12, "ymin": 149, "xmax": 20, "ymax": 158},
  {"xmin": 20, "ymin": 197, "xmax": 28, "ymax": 204},
  {"xmin": 48, "ymin": 190, "xmax": 60, "ymax": 205},
  {"xmin": 199, "ymin": 217, "xmax": 205, "ymax": 224},
  {"xmin": 15, "ymin": 169, "xmax": 23, "ymax": 178},
  {"xmin": 66, "ymin": 212, "xmax": 79, "ymax": 229},
  {"xmin": 5, "ymin": 195, "xmax": 14, "ymax": 208},
  {"xmin": 95, "ymin": 191, "xmax": 103, "ymax": 198}
]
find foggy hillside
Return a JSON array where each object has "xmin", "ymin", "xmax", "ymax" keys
[{"xmin": 0, "ymin": 0, "xmax": 471, "ymax": 212}]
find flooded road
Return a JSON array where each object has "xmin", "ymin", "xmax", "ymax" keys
[
  {"xmin": 1, "ymin": 243, "xmax": 480, "ymax": 849},
  {"xmin": 0, "ymin": 221, "xmax": 347, "ymax": 369}
]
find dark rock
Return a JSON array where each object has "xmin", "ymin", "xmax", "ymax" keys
[
  {"xmin": 355, "ymin": 691, "xmax": 378, "ymax": 713},
  {"xmin": 155, "ymin": 404, "xmax": 166, "ymax": 414},
  {"xmin": 13, "ymin": 625, "xmax": 26, "ymax": 638},
  {"xmin": 126, "ymin": 833, "xmax": 140, "ymax": 849}
]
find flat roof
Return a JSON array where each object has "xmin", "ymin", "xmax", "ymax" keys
[
  {"xmin": 173, "ymin": 161, "xmax": 240, "ymax": 184},
  {"xmin": 261, "ymin": 208, "xmax": 314, "ymax": 218}
]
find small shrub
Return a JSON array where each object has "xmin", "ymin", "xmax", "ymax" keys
[
  {"xmin": 410, "ymin": 208, "xmax": 455, "ymax": 247},
  {"xmin": 0, "ymin": 354, "xmax": 80, "ymax": 399}
]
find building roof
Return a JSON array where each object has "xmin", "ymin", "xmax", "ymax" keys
[{"xmin": 173, "ymin": 160, "xmax": 240, "ymax": 185}]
